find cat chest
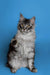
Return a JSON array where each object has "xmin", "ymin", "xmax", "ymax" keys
[{"xmin": 18, "ymin": 39, "xmax": 34, "ymax": 57}]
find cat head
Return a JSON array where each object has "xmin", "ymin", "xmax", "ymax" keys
[{"xmin": 18, "ymin": 14, "xmax": 35, "ymax": 34}]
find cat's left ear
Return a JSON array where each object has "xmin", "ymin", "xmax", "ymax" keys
[{"xmin": 30, "ymin": 17, "xmax": 35, "ymax": 25}]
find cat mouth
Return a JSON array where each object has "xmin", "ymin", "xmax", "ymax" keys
[{"xmin": 20, "ymin": 30, "xmax": 27, "ymax": 34}]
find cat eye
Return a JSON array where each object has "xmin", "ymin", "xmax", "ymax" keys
[
  {"xmin": 18, "ymin": 24, "xmax": 24, "ymax": 29},
  {"xmin": 27, "ymin": 25, "xmax": 30, "ymax": 28},
  {"xmin": 21, "ymin": 24, "xmax": 24, "ymax": 27},
  {"xmin": 27, "ymin": 25, "xmax": 32, "ymax": 30}
]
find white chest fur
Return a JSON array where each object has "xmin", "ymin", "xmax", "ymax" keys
[{"xmin": 16, "ymin": 30, "xmax": 35, "ymax": 58}]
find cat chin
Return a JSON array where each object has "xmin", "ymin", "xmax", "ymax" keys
[
  {"xmin": 18, "ymin": 30, "xmax": 27, "ymax": 34},
  {"xmin": 21, "ymin": 32, "xmax": 29, "ymax": 35},
  {"xmin": 21, "ymin": 32, "xmax": 27, "ymax": 35}
]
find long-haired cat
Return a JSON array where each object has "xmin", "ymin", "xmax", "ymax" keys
[{"xmin": 7, "ymin": 14, "xmax": 37, "ymax": 73}]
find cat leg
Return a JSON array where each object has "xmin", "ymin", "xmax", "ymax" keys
[
  {"xmin": 8, "ymin": 63, "xmax": 19, "ymax": 73},
  {"xmin": 10, "ymin": 68, "xmax": 17, "ymax": 73},
  {"xmin": 6, "ymin": 61, "xmax": 17, "ymax": 73},
  {"xmin": 8, "ymin": 57, "xmax": 22, "ymax": 73},
  {"xmin": 27, "ymin": 58, "xmax": 37, "ymax": 72},
  {"xmin": 27, "ymin": 51, "xmax": 37, "ymax": 72}
]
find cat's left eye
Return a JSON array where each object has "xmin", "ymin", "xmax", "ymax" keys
[
  {"xmin": 27, "ymin": 25, "xmax": 30, "ymax": 28},
  {"xmin": 21, "ymin": 24, "xmax": 24, "ymax": 27}
]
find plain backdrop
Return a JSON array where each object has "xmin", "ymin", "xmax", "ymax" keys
[{"xmin": 0, "ymin": 0, "xmax": 50, "ymax": 75}]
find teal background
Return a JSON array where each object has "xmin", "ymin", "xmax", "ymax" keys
[{"xmin": 0, "ymin": 0, "xmax": 50, "ymax": 75}]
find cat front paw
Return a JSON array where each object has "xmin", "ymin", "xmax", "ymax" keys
[
  {"xmin": 26, "ymin": 66, "xmax": 37, "ymax": 73},
  {"xmin": 31, "ymin": 68, "xmax": 37, "ymax": 72},
  {"xmin": 11, "ymin": 68, "xmax": 17, "ymax": 73}
]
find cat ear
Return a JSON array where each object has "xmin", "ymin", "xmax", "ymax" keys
[
  {"xmin": 30, "ymin": 16, "xmax": 35, "ymax": 25},
  {"xmin": 20, "ymin": 13, "xmax": 24, "ymax": 21}
]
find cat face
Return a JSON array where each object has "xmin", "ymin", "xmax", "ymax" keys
[{"xmin": 18, "ymin": 14, "xmax": 35, "ymax": 34}]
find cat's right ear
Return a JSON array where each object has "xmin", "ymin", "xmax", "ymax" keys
[{"xmin": 20, "ymin": 13, "xmax": 24, "ymax": 21}]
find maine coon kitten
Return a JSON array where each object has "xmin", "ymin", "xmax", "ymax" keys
[{"xmin": 7, "ymin": 14, "xmax": 37, "ymax": 73}]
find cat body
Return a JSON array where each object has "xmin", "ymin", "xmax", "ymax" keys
[{"xmin": 7, "ymin": 14, "xmax": 37, "ymax": 73}]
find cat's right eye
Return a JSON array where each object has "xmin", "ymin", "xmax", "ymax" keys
[
  {"xmin": 27, "ymin": 25, "xmax": 30, "ymax": 28},
  {"xmin": 19, "ymin": 24, "xmax": 22, "ymax": 28},
  {"xmin": 21, "ymin": 24, "xmax": 24, "ymax": 27}
]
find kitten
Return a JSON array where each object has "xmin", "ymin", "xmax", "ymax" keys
[{"xmin": 7, "ymin": 14, "xmax": 37, "ymax": 73}]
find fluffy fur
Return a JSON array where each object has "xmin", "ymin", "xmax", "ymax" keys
[{"xmin": 7, "ymin": 14, "xmax": 37, "ymax": 73}]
